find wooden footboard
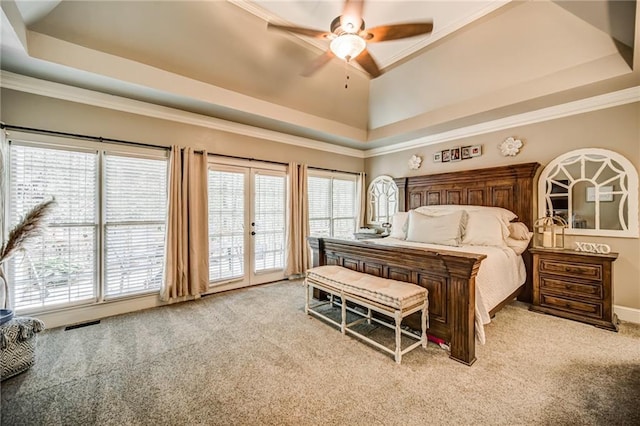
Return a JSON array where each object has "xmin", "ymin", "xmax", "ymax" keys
[{"xmin": 308, "ymin": 237, "xmax": 485, "ymax": 365}]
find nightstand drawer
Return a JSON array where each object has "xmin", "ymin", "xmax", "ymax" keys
[
  {"xmin": 540, "ymin": 294, "xmax": 602, "ymax": 318},
  {"xmin": 539, "ymin": 259, "xmax": 602, "ymax": 281},
  {"xmin": 540, "ymin": 276, "xmax": 602, "ymax": 300}
]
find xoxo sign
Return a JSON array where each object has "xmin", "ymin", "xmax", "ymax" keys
[{"xmin": 575, "ymin": 242, "xmax": 611, "ymax": 254}]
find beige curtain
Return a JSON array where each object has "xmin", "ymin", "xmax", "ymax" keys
[
  {"xmin": 161, "ymin": 146, "xmax": 210, "ymax": 301},
  {"xmin": 356, "ymin": 172, "xmax": 366, "ymax": 229},
  {"xmin": 285, "ymin": 162, "xmax": 309, "ymax": 277}
]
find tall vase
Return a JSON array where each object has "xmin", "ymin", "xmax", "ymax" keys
[{"xmin": 0, "ymin": 265, "xmax": 13, "ymax": 325}]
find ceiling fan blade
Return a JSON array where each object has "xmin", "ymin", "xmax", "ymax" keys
[
  {"xmin": 341, "ymin": 0, "xmax": 365, "ymax": 32},
  {"xmin": 267, "ymin": 22, "xmax": 330, "ymax": 39},
  {"xmin": 363, "ymin": 22, "xmax": 433, "ymax": 42},
  {"xmin": 302, "ymin": 50, "xmax": 335, "ymax": 77},
  {"xmin": 354, "ymin": 48, "xmax": 382, "ymax": 78}
]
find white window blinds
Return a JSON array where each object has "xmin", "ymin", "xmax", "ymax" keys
[
  {"xmin": 104, "ymin": 154, "xmax": 167, "ymax": 297},
  {"xmin": 208, "ymin": 169, "xmax": 245, "ymax": 281},
  {"xmin": 308, "ymin": 174, "xmax": 356, "ymax": 238},
  {"xmin": 253, "ymin": 173, "xmax": 285, "ymax": 273},
  {"xmin": 8, "ymin": 142, "xmax": 168, "ymax": 312},
  {"xmin": 9, "ymin": 145, "xmax": 98, "ymax": 310}
]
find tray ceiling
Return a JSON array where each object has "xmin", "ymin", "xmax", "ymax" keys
[{"xmin": 0, "ymin": 0, "xmax": 637, "ymax": 151}]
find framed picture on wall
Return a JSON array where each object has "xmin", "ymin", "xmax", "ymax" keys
[
  {"xmin": 461, "ymin": 146, "xmax": 471, "ymax": 159},
  {"xmin": 433, "ymin": 152, "xmax": 442, "ymax": 162},
  {"xmin": 441, "ymin": 149, "xmax": 451, "ymax": 162},
  {"xmin": 470, "ymin": 145, "xmax": 482, "ymax": 157},
  {"xmin": 450, "ymin": 147, "xmax": 461, "ymax": 162}
]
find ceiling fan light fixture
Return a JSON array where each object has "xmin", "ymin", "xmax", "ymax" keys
[{"xmin": 330, "ymin": 34, "xmax": 366, "ymax": 61}]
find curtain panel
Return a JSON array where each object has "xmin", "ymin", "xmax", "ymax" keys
[
  {"xmin": 356, "ymin": 172, "xmax": 366, "ymax": 229},
  {"xmin": 285, "ymin": 162, "xmax": 309, "ymax": 277},
  {"xmin": 161, "ymin": 146, "xmax": 210, "ymax": 301}
]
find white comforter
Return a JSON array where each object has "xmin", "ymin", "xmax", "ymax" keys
[{"xmin": 368, "ymin": 238, "xmax": 527, "ymax": 344}]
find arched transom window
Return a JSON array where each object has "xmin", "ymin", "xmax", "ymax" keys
[{"xmin": 367, "ymin": 175, "xmax": 399, "ymax": 225}]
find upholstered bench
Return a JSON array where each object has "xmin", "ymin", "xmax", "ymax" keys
[
  {"xmin": 1, "ymin": 316, "xmax": 45, "ymax": 380},
  {"xmin": 305, "ymin": 265, "xmax": 428, "ymax": 364}
]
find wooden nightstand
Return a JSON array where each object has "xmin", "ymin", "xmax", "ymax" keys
[{"xmin": 529, "ymin": 247, "xmax": 618, "ymax": 331}]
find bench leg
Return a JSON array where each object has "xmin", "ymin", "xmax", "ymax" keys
[
  {"xmin": 367, "ymin": 307, "xmax": 372, "ymax": 325},
  {"xmin": 340, "ymin": 291, "xmax": 346, "ymax": 335},
  {"xmin": 394, "ymin": 310, "xmax": 402, "ymax": 364},
  {"xmin": 421, "ymin": 300, "xmax": 428, "ymax": 349},
  {"xmin": 304, "ymin": 280, "xmax": 310, "ymax": 315}
]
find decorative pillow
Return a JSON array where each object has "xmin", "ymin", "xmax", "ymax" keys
[
  {"xmin": 506, "ymin": 237, "xmax": 531, "ymax": 255},
  {"xmin": 389, "ymin": 212, "xmax": 409, "ymax": 239},
  {"xmin": 509, "ymin": 222, "xmax": 531, "ymax": 240},
  {"xmin": 406, "ymin": 210, "xmax": 467, "ymax": 246},
  {"xmin": 415, "ymin": 204, "xmax": 517, "ymax": 223},
  {"xmin": 461, "ymin": 212, "xmax": 509, "ymax": 247}
]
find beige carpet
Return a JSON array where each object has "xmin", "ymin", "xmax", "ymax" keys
[{"xmin": 2, "ymin": 280, "xmax": 639, "ymax": 425}]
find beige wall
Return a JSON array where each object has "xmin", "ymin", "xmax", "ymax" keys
[
  {"xmin": 366, "ymin": 102, "xmax": 640, "ymax": 311},
  {"xmin": 0, "ymin": 88, "xmax": 364, "ymax": 172}
]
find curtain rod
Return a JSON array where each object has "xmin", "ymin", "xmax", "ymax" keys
[
  {"xmin": 1, "ymin": 123, "xmax": 169, "ymax": 151},
  {"xmin": 1, "ymin": 123, "xmax": 362, "ymax": 176}
]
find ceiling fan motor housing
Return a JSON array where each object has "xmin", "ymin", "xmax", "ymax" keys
[{"xmin": 330, "ymin": 16, "xmax": 365, "ymax": 36}]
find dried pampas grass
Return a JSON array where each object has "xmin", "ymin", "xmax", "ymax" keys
[{"xmin": 0, "ymin": 199, "xmax": 56, "ymax": 263}]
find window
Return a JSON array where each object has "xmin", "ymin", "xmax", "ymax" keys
[
  {"xmin": 104, "ymin": 154, "xmax": 167, "ymax": 297},
  {"xmin": 8, "ymin": 141, "xmax": 168, "ymax": 312},
  {"xmin": 308, "ymin": 173, "xmax": 357, "ymax": 239}
]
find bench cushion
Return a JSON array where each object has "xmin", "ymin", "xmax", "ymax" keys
[{"xmin": 307, "ymin": 265, "xmax": 427, "ymax": 310}]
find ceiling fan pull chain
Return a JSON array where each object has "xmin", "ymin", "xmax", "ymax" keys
[{"xmin": 344, "ymin": 59, "xmax": 350, "ymax": 89}]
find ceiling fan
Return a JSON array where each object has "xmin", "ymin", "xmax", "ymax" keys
[{"xmin": 267, "ymin": 0, "xmax": 433, "ymax": 79}]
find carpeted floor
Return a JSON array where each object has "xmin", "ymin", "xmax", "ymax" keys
[{"xmin": 2, "ymin": 280, "xmax": 639, "ymax": 425}]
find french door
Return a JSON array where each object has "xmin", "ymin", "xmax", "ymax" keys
[{"xmin": 207, "ymin": 163, "xmax": 286, "ymax": 291}]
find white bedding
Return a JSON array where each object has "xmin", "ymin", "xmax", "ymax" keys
[{"xmin": 368, "ymin": 237, "xmax": 526, "ymax": 344}]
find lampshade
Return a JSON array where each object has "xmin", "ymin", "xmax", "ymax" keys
[{"xmin": 330, "ymin": 34, "xmax": 366, "ymax": 61}]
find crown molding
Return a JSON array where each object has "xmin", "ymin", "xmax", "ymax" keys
[
  {"xmin": 364, "ymin": 86, "xmax": 640, "ymax": 158},
  {"xmin": 0, "ymin": 71, "xmax": 365, "ymax": 159},
  {"xmin": 2, "ymin": 71, "xmax": 637, "ymax": 161}
]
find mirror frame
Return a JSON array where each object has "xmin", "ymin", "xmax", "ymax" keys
[{"xmin": 538, "ymin": 148, "xmax": 638, "ymax": 238}]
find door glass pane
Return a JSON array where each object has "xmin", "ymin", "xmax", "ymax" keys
[
  {"xmin": 254, "ymin": 173, "xmax": 285, "ymax": 273},
  {"xmin": 208, "ymin": 169, "xmax": 245, "ymax": 282}
]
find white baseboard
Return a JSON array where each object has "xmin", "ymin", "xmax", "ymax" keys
[
  {"xmin": 614, "ymin": 305, "xmax": 640, "ymax": 324},
  {"xmin": 30, "ymin": 295, "xmax": 164, "ymax": 330}
]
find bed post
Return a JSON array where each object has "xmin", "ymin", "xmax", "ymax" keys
[
  {"xmin": 442, "ymin": 255, "xmax": 482, "ymax": 366},
  {"xmin": 394, "ymin": 177, "xmax": 408, "ymax": 212}
]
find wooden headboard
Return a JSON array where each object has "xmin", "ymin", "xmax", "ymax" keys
[{"xmin": 394, "ymin": 162, "xmax": 541, "ymax": 229}]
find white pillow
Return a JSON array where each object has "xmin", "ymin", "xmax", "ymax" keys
[
  {"xmin": 406, "ymin": 210, "xmax": 467, "ymax": 246},
  {"xmin": 415, "ymin": 204, "xmax": 517, "ymax": 223},
  {"xmin": 461, "ymin": 211, "xmax": 509, "ymax": 247},
  {"xmin": 506, "ymin": 237, "xmax": 531, "ymax": 255},
  {"xmin": 389, "ymin": 212, "xmax": 409, "ymax": 239},
  {"xmin": 509, "ymin": 222, "xmax": 531, "ymax": 240}
]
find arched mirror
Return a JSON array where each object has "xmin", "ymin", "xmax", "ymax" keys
[
  {"xmin": 367, "ymin": 175, "xmax": 399, "ymax": 225},
  {"xmin": 538, "ymin": 148, "xmax": 638, "ymax": 237}
]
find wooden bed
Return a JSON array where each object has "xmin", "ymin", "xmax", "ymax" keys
[{"xmin": 308, "ymin": 162, "xmax": 540, "ymax": 365}]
